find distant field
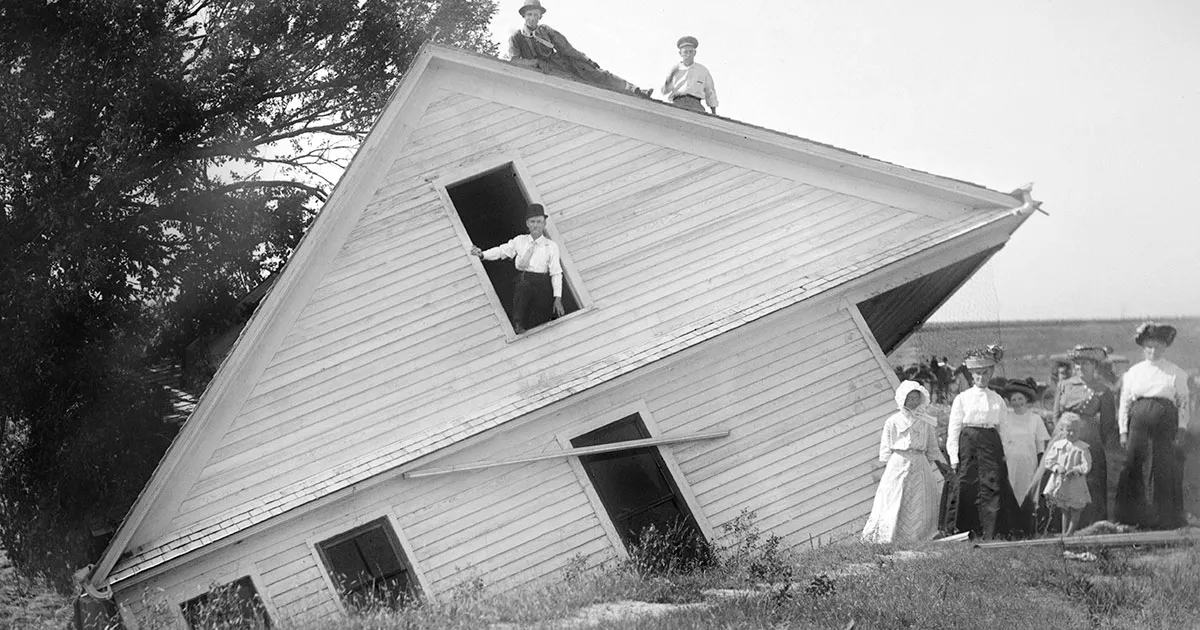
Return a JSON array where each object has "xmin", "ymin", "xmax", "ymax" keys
[{"xmin": 892, "ymin": 316, "xmax": 1200, "ymax": 383}]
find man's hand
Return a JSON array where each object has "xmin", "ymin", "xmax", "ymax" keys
[
  {"xmin": 469, "ymin": 246, "xmax": 483, "ymax": 258},
  {"xmin": 553, "ymin": 297, "xmax": 565, "ymax": 317},
  {"xmin": 1120, "ymin": 433, "xmax": 1129, "ymax": 449}
]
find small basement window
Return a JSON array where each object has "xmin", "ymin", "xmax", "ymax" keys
[
  {"xmin": 446, "ymin": 163, "xmax": 583, "ymax": 334},
  {"xmin": 316, "ymin": 518, "xmax": 417, "ymax": 610},
  {"xmin": 180, "ymin": 576, "xmax": 271, "ymax": 629},
  {"xmin": 571, "ymin": 415, "xmax": 709, "ymax": 559}
]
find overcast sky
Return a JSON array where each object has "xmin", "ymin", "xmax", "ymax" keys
[{"xmin": 488, "ymin": 0, "xmax": 1200, "ymax": 321}]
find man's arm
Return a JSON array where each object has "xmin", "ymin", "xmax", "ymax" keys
[
  {"xmin": 702, "ymin": 65, "xmax": 719, "ymax": 113},
  {"xmin": 474, "ymin": 236, "xmax": 519, "ymax": 261},
  {"xmin": 549, "ymin": 242, "xmax": 564, "ymax": 317},
  {"xmin": 543, "ymin": 25, "xmax": 596, "ymax": 65}
]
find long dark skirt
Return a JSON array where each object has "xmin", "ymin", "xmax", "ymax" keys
[
  {"xmin": 1114, "ymin": 398, "xmax": 1184, "ymax": 529},
  {"xmin": 943, "ymin": 427, "xmax": 1024, "ymax": 539}
]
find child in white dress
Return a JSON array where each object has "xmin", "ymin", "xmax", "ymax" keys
[{"xmin": 1042, "ymin": 413, "xmax": 1092, "ymax": 535}]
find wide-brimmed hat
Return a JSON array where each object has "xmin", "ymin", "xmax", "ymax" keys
[
  {"xmin": 1003, "ymin": 378, "xmax": 1038, "ymax": 403},
  {"xmin": 964, "ymin": 344, "xmax": 1004, "ymax": 370},
  {"xmin": 525, "ymin": 203, "xmax": 547, "ymax": 219},
  {"xmin": 519, "ymin": 0, "xmax": 546, "ymax": 16},
  {"xmin": 1134, "ymin": 322, "xmax": 1177, "ymax": 347},
  {"xmin": 1067, "ymin": 345, "xmax": 1108, "ymax": 365},
  {"xmin": 677, "ymin": 36, "xmax": 699, "ymax": 49}
]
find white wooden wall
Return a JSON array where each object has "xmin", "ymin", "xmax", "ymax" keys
[
  {"xmin": 152, "ymin": 85, "xmax": 931, "ymax": 541},
  {"xmin": 118, "ymin": 295, "xmax": 895, "ymax": 628}
]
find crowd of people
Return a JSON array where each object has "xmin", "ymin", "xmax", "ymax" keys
[{"xmin": 863, "ymin": 322, "xmax": 1195, "ymax": 543}]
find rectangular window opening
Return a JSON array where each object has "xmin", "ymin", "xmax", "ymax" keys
[
  {"xmin": 571, "ymin": 414, "xmax": 709, "ymax": 558},
  {"xmin": 446, "ymin": 163, "xmax": 582, "ymax": 333},
  {"xmin": 316, "ymin": 518, "xmax": 418, "ymax": 611},
  {"xmin": 180, "ymin": 576, "xmax": 271, "ymax": 630}
]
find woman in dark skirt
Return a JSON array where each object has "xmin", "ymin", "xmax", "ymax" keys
[
  {"xmin": 1114, "ymin": 322, "xmax": 1191, "ymax": 529},
  {"xmin": 944, "ymin": 346, "xmax": 1024, "ymax": 539}
]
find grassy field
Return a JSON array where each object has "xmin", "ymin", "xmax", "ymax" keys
[{"xmin": 0, "ymin": 551, "xmax": 72, "ymax": 630}]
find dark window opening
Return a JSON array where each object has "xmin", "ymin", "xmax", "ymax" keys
[
  {"xmin": 181, "ymin": 576, "xmax": 271, "ymax": 630},
  {"xmin": 571, "ymin": 415, "xmax": 709, "ymax": 559},
  {"xmin": 446, "ymin": 164, "xmax": 582, "ymax": 332},
  {"xmin": 317, "ymin": 519, "xmax": 417, "ymax": 611}
]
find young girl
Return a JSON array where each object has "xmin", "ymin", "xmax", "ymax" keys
[{"xmin": 1042, "ymin": 413, "xmax": 1092, "ymax": 535}]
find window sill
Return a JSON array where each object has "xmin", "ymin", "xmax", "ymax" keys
[{"xmin": 506, "ymin": 306, "xmax": 594, "ymax": 343}]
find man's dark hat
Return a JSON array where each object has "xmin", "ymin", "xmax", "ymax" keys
[
  {"xmin": 1134, "ymin": 322, "xmax": 1177, "ymax": 347},
  {"xmin": 519, "ymin": 0, "xmax": 546, "ymax": 16},
  {"xmin": 525, "ymin": 203, "xmax": 547, "ymax": 219},
  {"xmin": 1003, "ymin": 378, "xmax": 1038, "ymax": 403},
  {"xmin": 1067, "ymin": 345, "xmax": 1107, "ymax": 365},
  {"xmin": 677, "ymin": 36, "xmax": 699, "ymax": 49}
]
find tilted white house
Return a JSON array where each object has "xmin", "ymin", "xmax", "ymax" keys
[{"xmin": 88, "ymin": 44, "xmax": 1036, "ymax": 627}]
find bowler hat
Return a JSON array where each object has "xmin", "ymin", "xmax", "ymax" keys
[
  {"xmin": 519, "ymin": 0, "xmax": 546, "ymax": 16},
  {"xmin": 677, "ymin": 36, "xmax": 699, "ymax": 49},
  {"xmin": 1067, "ymin": 345, "xmax": 1107, "ymax": 364},
  {"xmin": 1134, "ymin": 322, "xmax": 1177, "ymax": 347},
  {"xmin": 525, "ymin": 203, "xmax": 547, "ymax": 219}
]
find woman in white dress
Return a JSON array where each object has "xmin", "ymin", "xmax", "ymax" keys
[
  {"xmin": 862, "ymin": 381, "xmax": 948, "ymax": 543},
  {"xmin": 1001, "ymin": 378, "xmax": 1051, "ymax": 515}
]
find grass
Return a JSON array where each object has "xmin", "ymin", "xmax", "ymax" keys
[
  {"xmin": 282, "ymin": 542, "xmax": 1197, "ymax": 630},
  {"xmin": 0, "ymin": 551, "xmax": 72, "ymax": 630}
]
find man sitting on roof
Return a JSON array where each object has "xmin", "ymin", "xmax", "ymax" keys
[
  {"xmin": 661, "ymin": 36, "xmax": 718, "ymax": 114},
  {"xmin": 505, "ymin": 1, "xmax": 652, "ymax": 98}
]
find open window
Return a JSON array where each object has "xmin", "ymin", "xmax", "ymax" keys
[
  {"xmin": 180, "ymin": 576, "xmax": 271, "ymax": 629},
  {"xmin": 571, "ymin": 414, "xmax": 709, "ymax": 559},
  {"xmin": 445, "ymin": 163, "xmax": 583, "ymax": 334},
  {"xmin": 316, "ymin": 518, "xmax": 418, "ymax": 611}
]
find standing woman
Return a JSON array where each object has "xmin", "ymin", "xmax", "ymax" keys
[
  {"xmin": 1001, "ymin": 378, "xmax": 1052, "ymax": 521},
  {"xmin": 1114, "ymin": 323, "xmax": 1191, "ymax": 529},
  {"xmin": 862, "ymin": 381, "xmax": 948, "ymax": 543},
  {"xmin": 946, "ymin": 346, "xmax": 1023, "ymax": 539},
  {"xmin": 1054, "ymin": 346, "xmax": 1119, "ymax": 526}
]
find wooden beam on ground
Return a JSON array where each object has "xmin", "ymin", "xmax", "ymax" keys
[
  {"xmin": 974, "ymin": 528, "xmax": 1200, "ymax": 551},
  {"xmin": 403, "ymin": 430, "xmax": 731, "ymax": 479}
]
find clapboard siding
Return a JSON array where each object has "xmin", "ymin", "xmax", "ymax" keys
[
  {"xmin": 165, "ymin": 85, "xmax": 950, "ymax": 538},
  {"xmin": 122, "ymin": 292, "xmax": 896, "ymax": 628}
]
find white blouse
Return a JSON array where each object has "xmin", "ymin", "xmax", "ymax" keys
[
  {"xmin": 1118, "ymin": 358, "xmax": 1191, "ymax": 432},
  {"xmin": 947, "ymin": 386, "xmax": 1009, "ymax": 467}
]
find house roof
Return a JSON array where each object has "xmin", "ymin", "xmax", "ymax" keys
[{"xmin": 91, "ymin": 43, "xmax": 1035, "ymax": 589}]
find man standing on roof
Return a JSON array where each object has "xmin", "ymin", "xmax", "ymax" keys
[
  {"xmin": 660, "ymin": 36, "xmax": 718, "ymax": 115},
  {"xmin": 471, "ymin": 204, "xmax": 565, "ymax": 335},
  {"xmin": 505, "ymin": 1, "xmax": 652, "ymax": 98}
]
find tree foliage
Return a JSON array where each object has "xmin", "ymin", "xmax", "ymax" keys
[{"xmin": 0, "ymin": 0, "xmax": 497, "ymax": 585}]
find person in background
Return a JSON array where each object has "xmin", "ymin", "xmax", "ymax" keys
[
  {"xmin": 661, "ymin": 36, "xmax": 719, "ymax": 114},
  {"xmin": 945, "ymin": 346, "xmax": 1022, "ymax": 539},
  {"xmin": 1001, "ymin": 378, "xmax": 1051, "ymax": 529},
  {"xmin": 1042, "ymin": 413, "xmax": 1093, "ymax": 536},
  {"xmin": 1115, "ymin": 322, "xmax": 1190, "ymax": 529},
  {"xmin": 1054, "ymin": 345, "xmax": 1118, "ymax": 527},
  {"xmin": 505, "ymin": 1, "xmax": 652, "ymax": 98},
  {"xmin": 862, "ymin": 381, "xmax": 949, "ymax": 543},
  {"xmin": 1050, "ymin": 357, "xmax": 1073, "ymax": 411},
  {"xmin": 470, "ymin": 203, "xmax": 564, "ymax": 334}
]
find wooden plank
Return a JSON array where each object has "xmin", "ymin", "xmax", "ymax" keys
[
  {"xmin": 975, "ymin": 529, "xmax": 1200, "ymax": 550},
  {"xmin": 403, "ymin": 430, "xmax": 730, "ymax": 478}
]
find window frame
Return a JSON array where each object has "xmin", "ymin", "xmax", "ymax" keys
[
  {"xmin": 172, "ymin": 570, "xmax": 277, "ymax": 630},
  {"xmin": 433, "ymin": 154, "xmax": 593, "ymax": 342},
  {"xmin": 557, "ymin": 401, "xmax": 715, "ymax": 557},
  {"xmin": 307, "ymin": 511, "xmax": 428, "ymax": 614}
]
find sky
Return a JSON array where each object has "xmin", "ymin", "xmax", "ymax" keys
[{"xmin": 488, "ymin": 0, "xmax": 1200, "ymax": 322}]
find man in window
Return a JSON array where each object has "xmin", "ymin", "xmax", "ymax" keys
[
  {"xmin": 471, "ymin": 204, "xmax": 564, "ymax": 334},
  {"xmin": 504, "ymin": 1, "xmax": 652, "ymax": 99}
]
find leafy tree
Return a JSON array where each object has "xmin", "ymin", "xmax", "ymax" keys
[{"xmin": 0, "ymin": 0, "xmax": 497, "ymax": 586}]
